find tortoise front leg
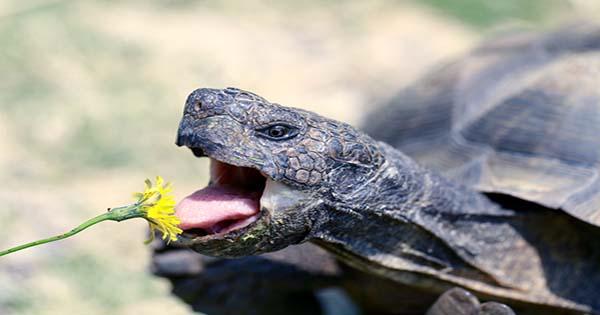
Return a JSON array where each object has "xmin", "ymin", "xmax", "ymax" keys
[{"xmin": 426, "ymin": 288, "xmax": 516, "ymax": 315}]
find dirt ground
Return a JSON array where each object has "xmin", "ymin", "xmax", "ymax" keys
[{"xmin": 0, "ymin": 1, "xmax": 597, "ymax": 314}]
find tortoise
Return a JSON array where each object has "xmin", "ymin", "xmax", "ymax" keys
[{"xmin": 153, "ymin": 25, "xmax": 600, "ymax": 315}]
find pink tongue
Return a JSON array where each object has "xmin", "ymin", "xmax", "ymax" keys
[{"xmin": 176, "ymin": 186, "xmax": 260, "ymax": 230}]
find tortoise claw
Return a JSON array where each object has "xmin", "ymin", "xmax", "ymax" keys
[
  {"xmin": 426, "ymin": 288, "xmax": 516, "ymax": 315},
  {"xmin": 426, "ymin": 288, "xmax": 480, "ymax": 315}
]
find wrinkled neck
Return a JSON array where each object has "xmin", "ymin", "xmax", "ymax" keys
[
  {"xmin": 315, "ymin": 144, "xmax": 513, "ymax": 262},
  {"xmin": 310, "ymin": 143, "xmax": 527, "ymax": 295},
  {"xmin": 313, "ymin": 142, "xmax": 510, "ymax": 236}
]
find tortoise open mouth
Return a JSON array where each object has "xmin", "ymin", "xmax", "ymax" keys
[{"xmin": 176, "ymin": 157, "xmax": 268, "ymax": 239}]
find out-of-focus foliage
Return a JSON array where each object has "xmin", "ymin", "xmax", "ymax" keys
[{"xmin": 421, "ymin": 0, "xmax": 568, "ymax": 27}]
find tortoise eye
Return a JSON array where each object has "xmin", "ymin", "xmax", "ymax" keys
[{"xmin": 257, "ymin": 124, "xmax": 299, "ymax": 141}]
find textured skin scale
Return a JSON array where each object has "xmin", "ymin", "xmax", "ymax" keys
[
  {"xmin": 364, "ymin": 24, "xmax": 600, "ymax": 226},
  {"xmin": 154, "ymin": 26, "xmax": 600, "ymax": 315}
]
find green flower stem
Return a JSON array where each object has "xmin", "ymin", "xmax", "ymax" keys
[{"xmin": 0, "ymin": 204, "xmax": 144, "ymax": 257}]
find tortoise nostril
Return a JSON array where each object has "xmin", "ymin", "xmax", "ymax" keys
[{"xmin": 194, "ymin": 101, "xmax": 202, "ymax": 112}]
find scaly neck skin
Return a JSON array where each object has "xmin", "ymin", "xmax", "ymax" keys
[{"xmin": 309, "ymin": 142, "xmax": 552, "ymax": 301}]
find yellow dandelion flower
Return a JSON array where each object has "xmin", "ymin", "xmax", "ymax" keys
[
  {"xmin": 134, "ymin": 176, "xmax": 183, "ymax": 243},
  {"xmin": 0, "ymin": 176, "xmax": 182, "ymax": 257}
]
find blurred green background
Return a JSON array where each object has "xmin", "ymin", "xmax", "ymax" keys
[{"xmin": 1, "ymin": 1, "xmax": 598, "ymax": 314}]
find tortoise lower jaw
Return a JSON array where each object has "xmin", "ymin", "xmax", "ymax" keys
[
  {"xmin": 174, "ymin": 142, "xmax": 313, "ymax": 255},
  {"xmin": 176, "ymin": 207, "xmax": 270, "ymax": 245},
  {"xmin": 176, "ymin": 208, "xmax": 275, "ymax": 257}
]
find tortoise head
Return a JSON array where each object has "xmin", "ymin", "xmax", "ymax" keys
[{"xmin": 175, "ymin": 87, "xmax": 384, "ymax": 257}]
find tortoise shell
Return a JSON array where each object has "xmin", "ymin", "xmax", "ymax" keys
[{"xmin": 364, "ymin": 24, "xmax": 600, "ymax": 226}]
